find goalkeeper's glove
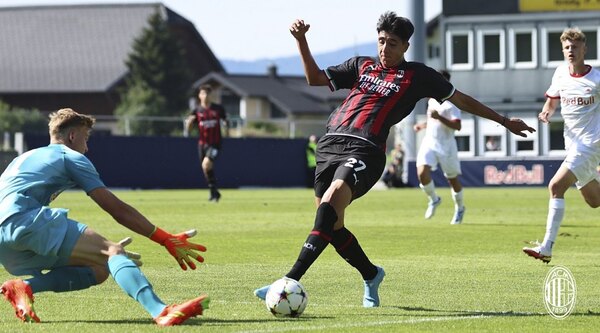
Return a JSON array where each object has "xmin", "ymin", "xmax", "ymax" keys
[{"xmin": 149, "ymin": 227, "xmax": 206, "ymax": 270}]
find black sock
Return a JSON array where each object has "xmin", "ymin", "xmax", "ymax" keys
[
  {"xmin": 206, "ymin": 169, "xmax": 216, "ymax": 187},
  {"xmin": 286, "ymin": 203, "xmax": 337, "ymax": 281},
  {"xmin": 331, "ymin": 227, "xmax": 377, "ymax": 280}
]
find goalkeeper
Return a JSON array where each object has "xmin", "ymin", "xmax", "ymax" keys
[{"xmin": 0, "ymin": 108, "xmax": 208, "ymax": 326}]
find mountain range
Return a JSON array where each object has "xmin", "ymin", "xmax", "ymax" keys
[{"xmin": 221, "ymin": 42, "xmax": 377, "ymax": 76}]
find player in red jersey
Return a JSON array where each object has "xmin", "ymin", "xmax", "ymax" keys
[
  {"xmin": 254, "ymin": 12, "xmax": 535, "ymax": 307},
  {"xmin": 186, "ymin": 84, "xmax": 228, "ymax": 202}
]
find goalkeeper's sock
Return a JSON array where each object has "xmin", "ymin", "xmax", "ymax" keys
[
  {"xmin": 108, "ymin": 254, "xmax": 166, "ymax": 318},
  {"xmin": 331, "ymin": 227, "xmax": 378, "ymax": 280},
  {"xmin": 286, "ymin": 203, "xmax": 336, "ymax": 281},
  {"xmin": 541, "ymin": 198, "xmax": 565, "ymax": 250},
  {"xmin": 26, "ymin": 266, "xmax": 97, "ymax": 293}
]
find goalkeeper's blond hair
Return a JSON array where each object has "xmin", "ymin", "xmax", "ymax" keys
[{"xmin": 48, "ymin": 108, "xmax": 95, "ymax": 140}]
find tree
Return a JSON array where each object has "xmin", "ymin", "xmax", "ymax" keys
[
  {"xmin": 117, "ymin": 11, "xmax": 192, "ymax": 135},
  {"xmin": 0, "ymin": 101, "xmax": 47, "ymax": 134}
]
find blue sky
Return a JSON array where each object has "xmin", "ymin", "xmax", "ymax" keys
[{"xmin": 0, "ymin": 0, "xmax": 442, "ymax": 61}]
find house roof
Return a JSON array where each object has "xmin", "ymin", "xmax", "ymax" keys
[
  {"xmin": 0, "ymin": 3, "xmax": 222, "ymax": 93},
  {"xmin": 195, "ymin": 71, "xmax": 349, "ymax": 116}
]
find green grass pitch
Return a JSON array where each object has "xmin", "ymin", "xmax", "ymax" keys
[{"xmin": 1, "ymin": 187, "xmax": 599, "ymax": 332}]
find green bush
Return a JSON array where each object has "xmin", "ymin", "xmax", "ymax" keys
[{"xmin": 0, "ymin": 101, "xmax": 47, "ymax": 134}]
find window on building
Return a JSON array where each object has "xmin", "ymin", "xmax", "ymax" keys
[
  {"xmin": 446, "ymin": 30, "xmax": 473, "ymax": 70},
  {"xmin": 270, "ymin": 103, "xmax": 287, "ymax": 118},
  {"xmin": 509, "ymin": 27, "xmax": 537, "ymax": 69},
  {"xmin": 546, "ymin": 120, "xmax": 567, "ymax": 157},
  {"xmin": 456, "ymin": 117, "xmax": 474, "ymax": 157},
  {"xmin": 428, "ymin": 44, "xmax": 440, "ymax": 59},
  {"xmin": 509, "ymin": 117, "xmax": 538, "ymax": 156},
  {"xmin": 542, "ymin": 27, "xmax": 567, "ymax": 67},
  {"xmin": 479, "ymin": 119, "xmax": 506, "ymax": 157},
  {"xmin": 456, "ymin": 136, "xmax": 471, "ymax": 152},
  {"xmin": 477, "ymin": 29, "xmax": 505, "ymax": 69},
  {"xmin": 580, "ymin": 27, "xmax": 599, "ymax": 66}
]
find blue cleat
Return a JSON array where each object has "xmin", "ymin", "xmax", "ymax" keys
[
  {"xmin": 253, "ymin": 285, "xmax": 270, "ymax": 300},
  {"xmin": 363, "ymin": 266, "xmax": 385, "ymax": 307}
]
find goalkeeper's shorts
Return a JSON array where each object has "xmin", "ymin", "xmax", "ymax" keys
[{"xmin": 0, "ymin": 207, "xmax": 87, "ymax": 276}]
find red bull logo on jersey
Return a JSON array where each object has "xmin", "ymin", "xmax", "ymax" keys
[
  {"xmin": 358, "ymin": 74, "xmax": 401, "ymax": 96},
  {"xmin": 561, "ymin": 95, "xmax": 595, "ymax": 106},
  {"xmin": 484, "ymin": 164, "xmax": 544, "ymax": 185}
]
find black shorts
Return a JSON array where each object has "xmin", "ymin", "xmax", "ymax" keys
[
  {"xmin": 198, "ymin": 143, "xmax": 220, "ymax": 162},
  {"xmin": 314, "ymin": 135, "xmax": 386, "ymax": 200}
]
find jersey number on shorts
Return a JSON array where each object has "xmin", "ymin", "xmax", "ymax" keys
[{"xmin": 344, "ymin": 158, "xmax": 366, "ymax": 185}]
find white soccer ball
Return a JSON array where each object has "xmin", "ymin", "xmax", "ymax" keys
[{"xmin": 265, "ymin": 277, "xmax": 308, "ymax": 318}]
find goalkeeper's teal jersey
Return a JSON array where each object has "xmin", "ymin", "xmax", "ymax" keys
[{"xmin": 0, "ymin": 144, "xmax": 105, "ymax": 223}]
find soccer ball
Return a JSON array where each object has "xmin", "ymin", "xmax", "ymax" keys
[{"xmin": 265, "ymin": 277, "xmax": 308, "ymax": 318}]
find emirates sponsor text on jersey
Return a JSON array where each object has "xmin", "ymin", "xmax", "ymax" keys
[
  {"xmin": 358, "ymin": 73, "xmax": 401, "ymax": 96},
  {"xmin": 199, "ymin": 119, "xmax": 219, "ymax": 128}
]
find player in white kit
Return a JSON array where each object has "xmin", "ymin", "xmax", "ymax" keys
[
  {"xmin": 414, "ymin": 70, "xmax": 466, "ymax": 224},
  {"xmin": 523, "ymin": 27, "xmax": 600, "ymax": 263}
]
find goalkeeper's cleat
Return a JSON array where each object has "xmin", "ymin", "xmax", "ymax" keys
[
  {"xmin": 523, "ymin": 246, "xmax": 552, "ymax": 263},
  {"xmin": 154, "ymin": 295, "xmax": 209, "ymax": 327},
  {"xmin": 425, "ymin": 197, "xmax": 441, "ymax": 219},
  {"xmin": 253, "ymin": 285, "xmax": 270, "ymax": 300},
  {"xmin": 363, "ymin": 266, "xmax": 385, "ymax": 308},
  {"xmin": 0, "ymin": 279, "xmax": 40, "ymax": 323}
]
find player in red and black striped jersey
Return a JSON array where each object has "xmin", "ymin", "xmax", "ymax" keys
[
  {"xmin": 254, "ymin": 12, "xmax": 535, "ymax": 307},
  {"xmin": 185, "ymin": 84, "xmax": 228, "ymax": 202}
]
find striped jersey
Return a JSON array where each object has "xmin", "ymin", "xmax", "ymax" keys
[
  {"xmin": 325, "ymin": 56, "xmax": 455, "ymax": 149},
  {"xmin": 190, "ymin": 103, "xmax": 227, "ymax": 146}
]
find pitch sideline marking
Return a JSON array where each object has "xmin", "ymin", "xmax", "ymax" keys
[{"xmin": 237, "ymin": 314, "xmax": 495, "ymax": 333}]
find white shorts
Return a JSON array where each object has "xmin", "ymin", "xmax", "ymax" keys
[
  {"xmin": 416, "ymin": 147, "xmax": 462, "ymax": 179},
  {"xmin": 562, "ymin": 142, "xmax": 600, "ymax": 189}
]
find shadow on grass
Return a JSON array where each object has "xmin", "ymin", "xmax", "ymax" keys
[{"xmin": 45, "ymin": 316, "xmax": 330, "ymax": 326}]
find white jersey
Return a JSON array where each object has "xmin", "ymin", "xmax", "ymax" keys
[
  {"xmin": 546, "ymin": 64, "xmax": 600, "ymax": 149},
  {"xmin": 421, "ymin": 98, "xmax": 461, "ymax": 154}
]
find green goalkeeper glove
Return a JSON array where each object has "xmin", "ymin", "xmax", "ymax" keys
[{"xmin": 149, "ymin": 227, "xmax": 206, "ymax": 270}]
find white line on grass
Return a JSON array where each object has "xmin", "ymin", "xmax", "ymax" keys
[{"xmin": 237, "ymin": 314, "xmax": 492, "ymax": 333}]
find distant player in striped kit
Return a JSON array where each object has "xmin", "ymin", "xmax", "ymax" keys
[
  {"xmin": 186, "ymin": 84, "xmax": 228, "ymax": 202},
  {"xmin": 254, "ymin": 12, "xmax": 535, "ymax": 308},
  {"xmin": 523, "ymin": 27, "xmax": 600, "ymax": 263},
  {"xmin": 414, "ymin": 69, "xmax": 466, "ymax": 225}
]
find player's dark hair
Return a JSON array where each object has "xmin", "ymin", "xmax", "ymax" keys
[
  {"xmin": 376, "ymin": 11, "xmax": 414, "ymax": 42},
  {"xmin": 438, "ymin": 69, "xmax": 451, "ymax": 81},
  {"xmin": 199, "ymin": 84, "xmax": 213, "ymax": 93}
]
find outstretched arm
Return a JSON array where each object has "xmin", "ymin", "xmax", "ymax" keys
[
  {"xmin": 90, "ymin": 187, "xmax": 206, "ymax": 270},
  {"xmin": 448, "ymin": 90, "xmax": 535, "ymax": 137},
  {"xmin": 290, "ymin": 19, "xmax": 328, "ymax": 86},
  {"xmin": 90, "ymin": 187, "xmax": 155, "ymax": 236}
]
